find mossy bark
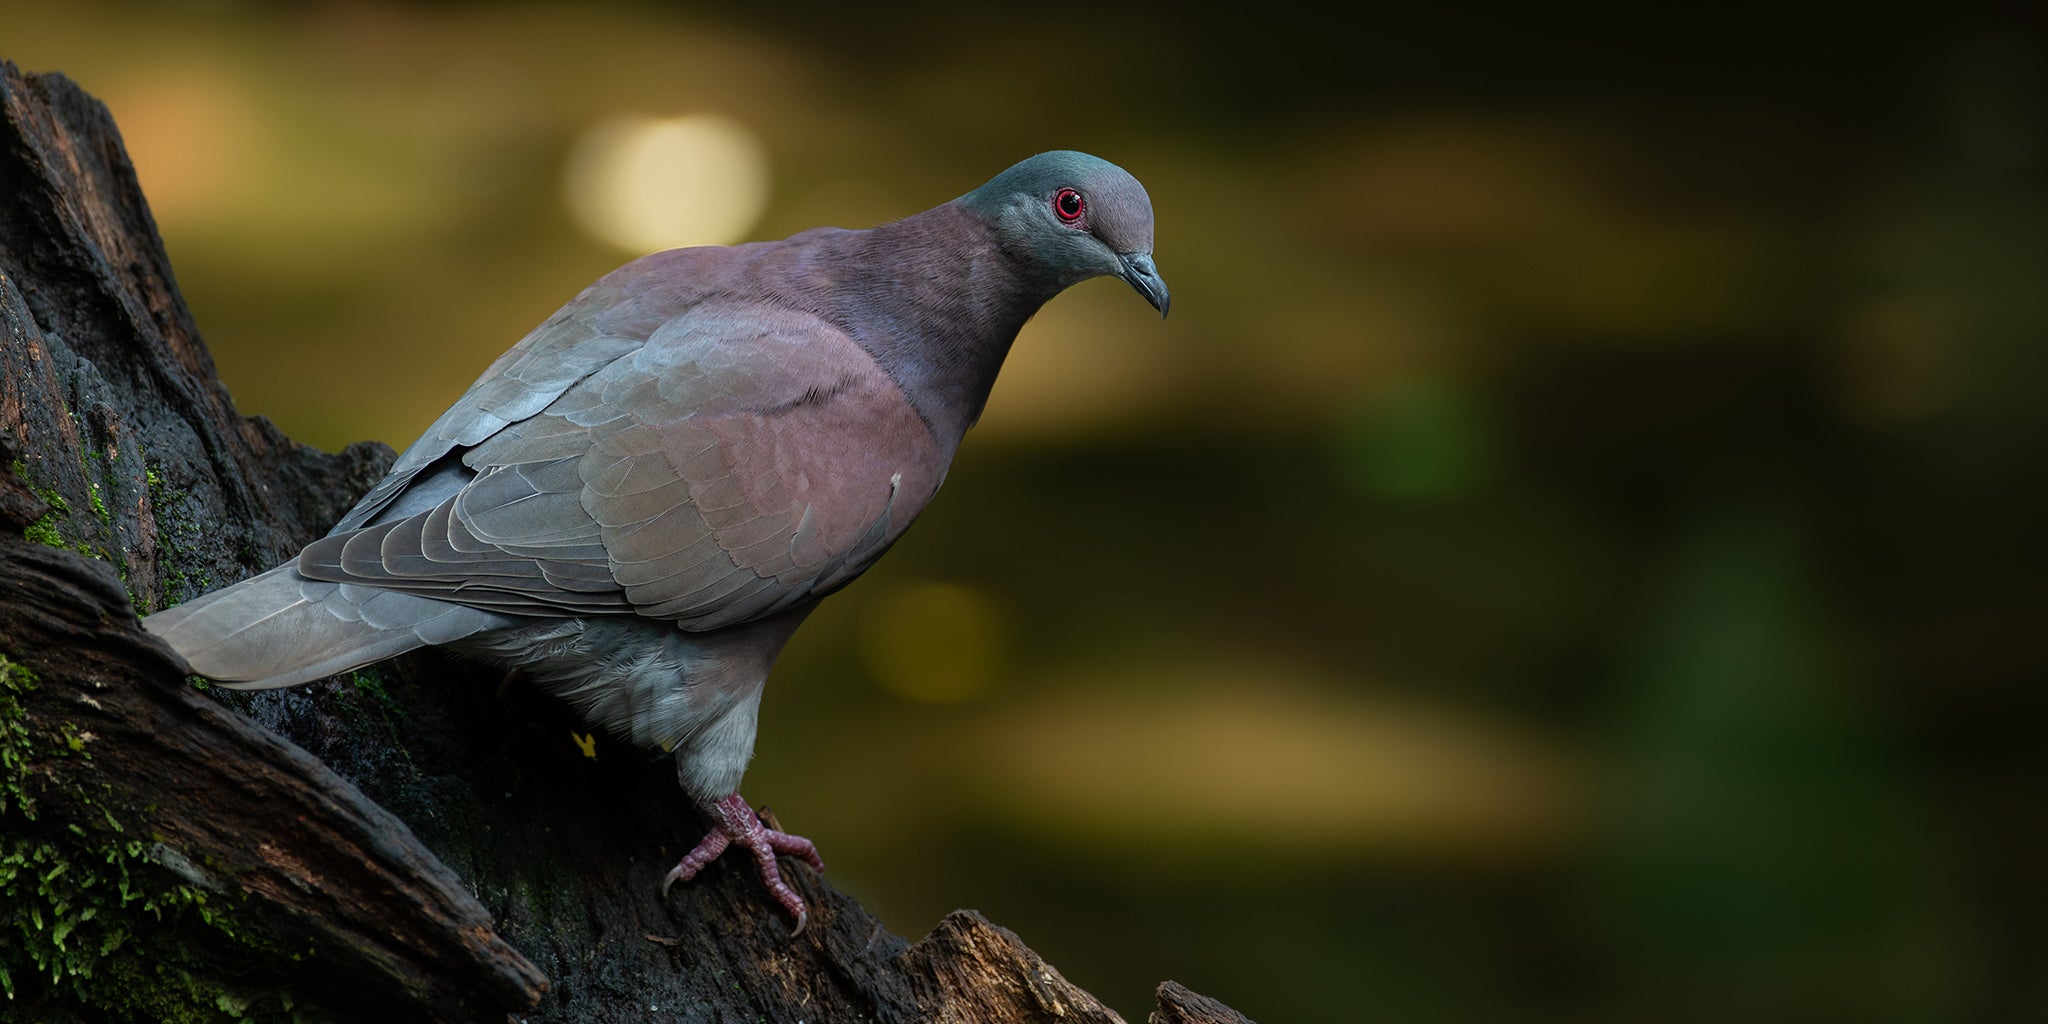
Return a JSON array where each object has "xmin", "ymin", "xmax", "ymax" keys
[{"xmin": 0, "ymin": 59, "xmax": 1252, "ymax": 1024}]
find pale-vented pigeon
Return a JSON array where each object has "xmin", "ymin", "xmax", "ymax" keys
[{"xmin": 142, "ymin": 150, "xmax": 1168, "ymax": 931}]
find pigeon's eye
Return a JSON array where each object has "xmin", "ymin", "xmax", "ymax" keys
[{"xmin": 1053, "ymin": 188, "xmax": 1085, "ymax": 224}]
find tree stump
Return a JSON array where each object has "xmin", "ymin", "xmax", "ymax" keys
[{"xmin": 0, "ymin": 61, "xmax": 1253, "ymax": 1023}]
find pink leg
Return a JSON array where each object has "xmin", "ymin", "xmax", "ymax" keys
[{"xmin": 664, "ymin": 793, "xmax": 824, "ymax": 934}]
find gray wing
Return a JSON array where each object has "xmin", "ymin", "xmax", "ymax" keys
[
  {"xmin": 331, "ymin": 285, "xmax": 645, "ymax": 534},
  {"xmin": 327, "ymin": 243, "xmax": 748, "ymax": 535},
  {"xmin": 299, "ymin": 301, "xmax": 944, "ymax": 632}
]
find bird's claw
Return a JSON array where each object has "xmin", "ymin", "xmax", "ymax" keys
[{"xmin": 664, "ymin": 793, "xmax": 822, "ymax": 934}]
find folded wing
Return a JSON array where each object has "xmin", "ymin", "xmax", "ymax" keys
[{"xmin": 299, "ymin": 301, "xmax": 943, "ymax": 633}]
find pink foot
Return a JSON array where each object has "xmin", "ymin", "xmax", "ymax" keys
[{"xmin": 663, "ymin": 793, "xmax": 824, "ymax": 934}]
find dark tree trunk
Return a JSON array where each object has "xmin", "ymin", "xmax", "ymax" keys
[{"xmin": 0, "ymin": 61, "xmax": 1252, "ymax": 1024}]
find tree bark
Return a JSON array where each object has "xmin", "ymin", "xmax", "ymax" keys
[{"xmin": 0, "ymin": 61, "xmax": 1252, "ymax": 1024}]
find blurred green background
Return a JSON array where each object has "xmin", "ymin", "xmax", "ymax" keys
[{"xmin": 12, "ymin": 2, "xmax": 2048, "ymax": 1021}]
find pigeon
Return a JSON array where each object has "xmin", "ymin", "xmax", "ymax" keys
[{"xmin": 142, "ymin": 150, "xmax": 1167, "ymax": 933}]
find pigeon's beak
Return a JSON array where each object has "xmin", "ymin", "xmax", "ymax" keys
[{"xmin": 1118, "ymin": 252, "xmax": 1171, "ymax": 318}]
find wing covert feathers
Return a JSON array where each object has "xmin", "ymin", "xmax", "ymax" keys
[{"xmin": 294, "ymin": 309, "xmax": 943, "ymax": 630}]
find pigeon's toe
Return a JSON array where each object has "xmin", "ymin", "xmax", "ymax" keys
[{"xmin": 665, "ymin": 792, "xmax": 821, "ymax": 933}]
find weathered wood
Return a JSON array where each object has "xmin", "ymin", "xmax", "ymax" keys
[
  {"xmin": 0, "ymin": 58, "xmax": 545, "ymax": 1021},
  {"xmin": 0, "ymin": 59, "xmax": 1255, "ymax": 1023},
  {"xmin": 1150, "ymin": 982, "xmax": 1257, "ymax": 1024},
  {"xmin": 0, "ymin": 441, "xmax": 548, "ymax": 1019}
]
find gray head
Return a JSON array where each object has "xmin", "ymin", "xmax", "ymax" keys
[{"xmin": 957, "ymin": 150, "xmax": 1169, "ymax": 316}]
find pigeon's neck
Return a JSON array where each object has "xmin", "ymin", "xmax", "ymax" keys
[{"xmin": 804, "ymin": 205, "xmax": 1059, "ymax": 449}]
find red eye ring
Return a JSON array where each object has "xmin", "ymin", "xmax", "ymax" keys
[{"xmin": 1053, "ymin": 188, "xmax": 1085, "ymax": 223}]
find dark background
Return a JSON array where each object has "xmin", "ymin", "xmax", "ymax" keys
[{"xmin": 13, "ymin": 3, "xmax": 2048, "ymax": 1021}]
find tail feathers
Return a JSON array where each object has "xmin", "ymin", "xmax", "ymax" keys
[{"xmin": 143, "ymin": 563, "xmax": 522, "ymax": 688}]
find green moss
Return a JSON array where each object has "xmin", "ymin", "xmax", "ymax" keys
[
  {"xmin": 0, "ymin": 655, "xmax": 320, "ymax": 1021},
  {"xmin": 22, "ymin": 511, "xmax": 64, "ymax": 549},
  {"xmin": 16, "ymin": 468, "xmax": 69, "ymax": 550},
  {"xmin": 81, "ymin": 450, "xmax": 112, "ymax": 525},
  {"xmin": 8, "ymin": 459, "xmax": 109, "ymax": 567},
  {"xmin": 140, "ymin": 452, "xmax": 215, "ymax": 610},
  {"xmin": 346, "ymin": 668, "xmax": 395, "ymax": 712}
]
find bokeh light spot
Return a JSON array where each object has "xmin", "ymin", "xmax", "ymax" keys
[
  {"xmin": 858, "ymin": 582, "xmax": 1007, "ymax": 704},
  {"xmin": 563, "ymin": 113, "xmax": 769, "ymax": 253},
  {"xmin": 977, "ymin": 675, "xmax": 1587, "ymax": 863}
]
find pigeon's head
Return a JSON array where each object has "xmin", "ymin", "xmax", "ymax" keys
[{"xmin": 960, "ymin": 150, "xmax": 1169, "ymax": 317}]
